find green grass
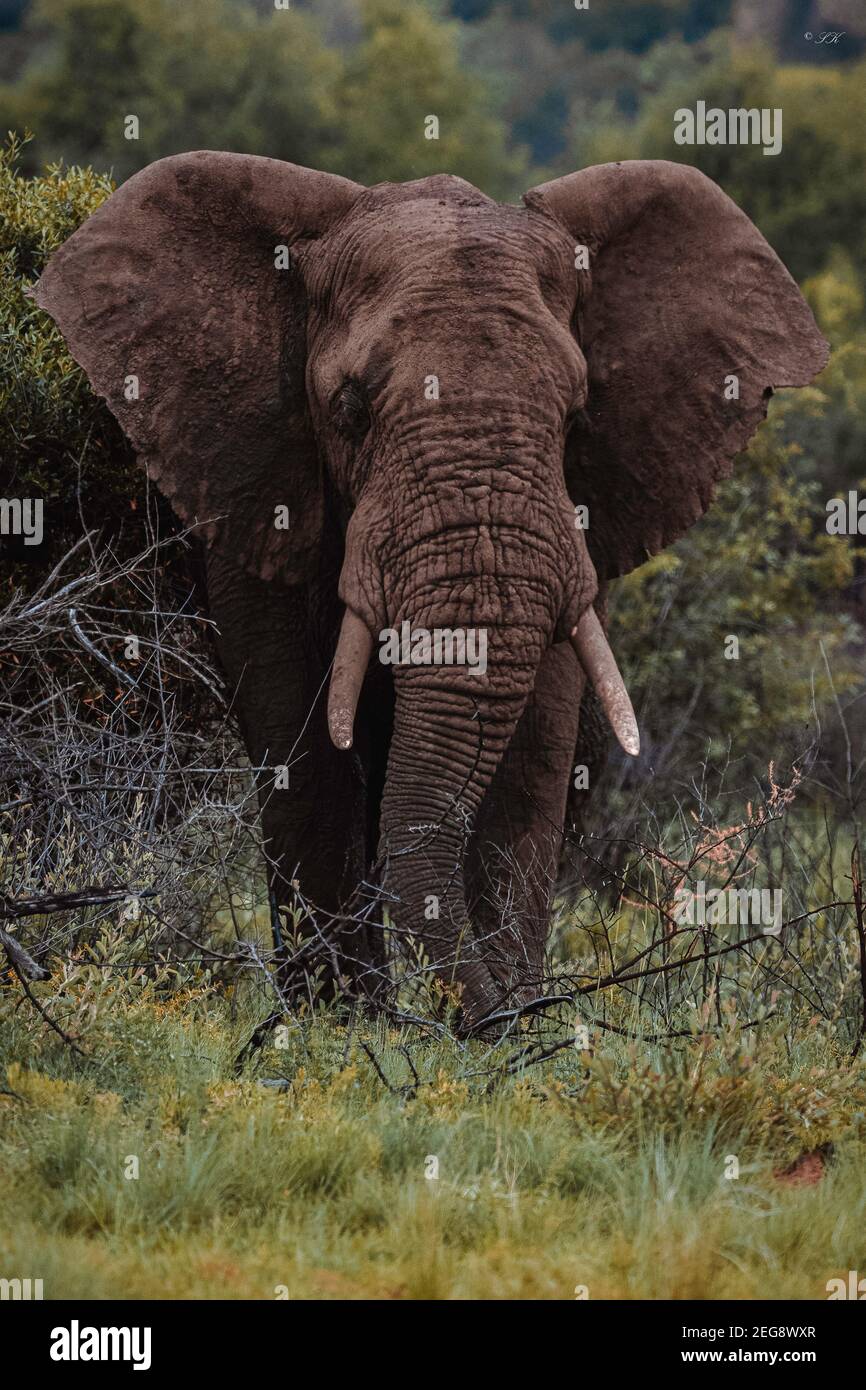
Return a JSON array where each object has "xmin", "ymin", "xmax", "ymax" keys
[{"xmin": 2, "ymin": 959, "xmax": 865, "ymax": 1300}]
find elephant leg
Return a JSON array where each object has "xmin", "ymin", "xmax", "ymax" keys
[
  {"xmin": 466, "ymin": 642, "xmax": 584, "ymax": 1011},
  {"xmin": 204, "ymin": 552, "xmax": 386, "ymax": 999}
]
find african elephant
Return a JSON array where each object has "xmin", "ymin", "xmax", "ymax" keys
[{"xmin": 35, "ymin": 153, "xmax": 827, "ymax": 1029}]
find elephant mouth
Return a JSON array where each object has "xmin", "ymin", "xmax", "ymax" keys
[{"xmin": 327, "ymin": 602, "xmax": 640, "ymax": 758}]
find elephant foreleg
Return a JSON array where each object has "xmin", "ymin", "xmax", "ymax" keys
[{"xmin": 204, "ymin": 552, "xmax": 385, "ymax": 1000}]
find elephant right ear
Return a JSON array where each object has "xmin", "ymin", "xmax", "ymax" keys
[
  {"xmin": 35, "ymin": 151, "xmax": 364, "ymax": 584},
  {"xmin": 524, "ymin": 160, "xmax": 829, "ymax": 581}
]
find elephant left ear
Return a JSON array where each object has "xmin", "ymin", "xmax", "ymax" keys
[
  {"xmin": 33, "ymin": 151, "xmax": 364, "ymax": 586},
  {"xmin": 523, "ymin": 160, "xmax": 829, "ymax": 581}
]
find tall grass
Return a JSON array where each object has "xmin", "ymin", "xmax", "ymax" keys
[{"xmin": 2, "ymin": 956, "xmax": 864, "ymax": 1300}]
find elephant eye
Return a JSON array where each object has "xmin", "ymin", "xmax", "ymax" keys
[{"xmin": 333, "ymin": 379, "xmax": 371, "ymax": 444}]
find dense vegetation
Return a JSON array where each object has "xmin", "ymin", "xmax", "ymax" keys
[{"xmin": 1, "ymin": 0, "xmax": 865, "ymax": 1299}]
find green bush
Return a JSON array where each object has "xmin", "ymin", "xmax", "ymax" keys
[
  {"xmin": 0, "ymin": 132, "xmax": 142, "ymax": 576},
  {"xmin": 611, "ymin": 400, "xmax": 861, "ymax": 774}
]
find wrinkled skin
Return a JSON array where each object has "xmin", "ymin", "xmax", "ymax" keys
[{"xmin": 35, "ymin": 153, "xmax": 828, "ymax": 1029}]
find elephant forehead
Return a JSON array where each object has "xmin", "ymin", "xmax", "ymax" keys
[{"xmin": 306, "ymin": 195, "xmax": 577, "ymax": 314}]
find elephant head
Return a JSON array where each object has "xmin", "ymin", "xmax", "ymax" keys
[{"xmin": 35, "ymin": 153, "xmax": 828, "ymax": 1024}]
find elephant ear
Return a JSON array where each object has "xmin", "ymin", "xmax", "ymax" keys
[
  {"xmin": 35, "ymin": 151, "xmax": 363, "ymax": 583},
  {"xmin": 523, "ymin": 160, "xmax": 829, "ymax": 580}
]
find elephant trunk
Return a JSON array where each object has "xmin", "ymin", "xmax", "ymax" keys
[
  {"xmin": 380, "ymin": 639, "xmax": 545, "ymax": 1025},
  {"xmin": 327, "ymin": 448, "xmax": 639, "ymax": 1027}
]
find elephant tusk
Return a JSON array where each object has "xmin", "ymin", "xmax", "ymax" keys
[
  {"xmin": 570, "ymin": 608, "xmax": 640, "ymax": 758},
  {"xmin": 328, "ymin": 608, "xmax": 374, "ymax": 750}
]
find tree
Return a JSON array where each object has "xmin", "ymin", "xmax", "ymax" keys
[
  {"xmin": 0, "ymin": 0, "xmax": 339, "ymax": 179},
  {"xmin": 562, "ymin": 39, "xmax": 866, "ymax": 285},
  {"xmin": 0, "ymin": 0, "xmax": 527, "ymax": 198},
  {"xmin": 330, "ymin": 0, "xmax": 528, "ymax": 196}
]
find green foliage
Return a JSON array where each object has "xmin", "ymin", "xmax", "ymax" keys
[
  {"xmin": 569, "ymin": 40, "xmax": 866, "ymax": 285},
  {"xmin": 451, "ymin": 0, "xmax": 729, "ymax": 54},
  {"xmin": 612, "ymin": 401, "xmax": 861, "ymax": 769},
  {"xmin": 0, "ymin": 133, "xmax": 142, "ymax": 574},
  {"xmin": 331, "ymin": 0, "xmax": 526, "ymax": 194},
  {"xmin": 453, "ymin": 2, "xmax": 728, "ymax": 168},
  {"xmin": 799, "ymin": 249, "xmax": 866, "ymax": 496},
  {"xmin": 0, "ymin": 0, "xmax": 339, "ymax": 179},
  {"xmin": 0, "ymin": 0, "xmax": 527, "ymax": 194}
]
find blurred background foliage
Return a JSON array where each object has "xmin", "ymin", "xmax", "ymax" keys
[{"xmin": 1, "ymin": 0, "xmax": 864, "ymax": 804}]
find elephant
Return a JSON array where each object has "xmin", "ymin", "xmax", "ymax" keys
[{"xmin": 34, "ymin": 152, "xmax": 828, "ymax": 1030}]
